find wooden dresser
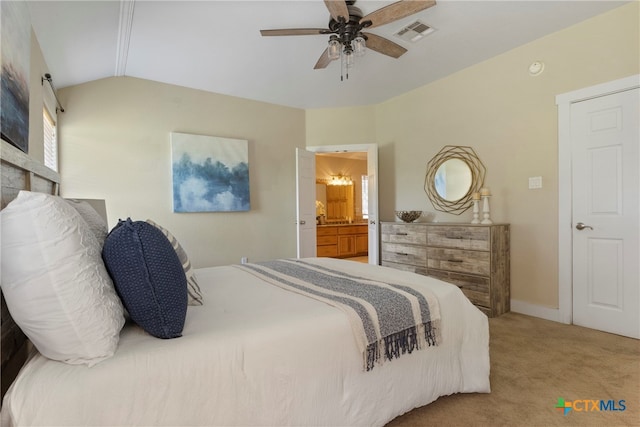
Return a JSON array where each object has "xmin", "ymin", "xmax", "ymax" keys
[
  {"xmin": 381, "ymin": 222, "xmax": 510, "ymax": 317},
  {"xmin": 317, "ymin": 224, "xmax": 368, "ymax": 258}
]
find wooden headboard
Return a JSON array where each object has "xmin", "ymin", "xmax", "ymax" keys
[{"xmin": 1, "ymin": 140, "xmax": 60, "ymax": 399}]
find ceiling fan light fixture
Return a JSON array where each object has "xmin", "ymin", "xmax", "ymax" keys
[
  {"xmin": 344, "ymin": 46, "xmax": 354, "ymax": 69},
  {"xmin": 328, "ymin": 36, "xmax": 341, "ymax": 60},
  {"xmin": 340, "ymin": 46, "xmax": 354, "ymax": 81},
  {"xmin": 353, "ymin": 35, "xmax": 366, "ymax": 57}
]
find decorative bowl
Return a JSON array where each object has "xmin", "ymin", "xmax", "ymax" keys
[{"xmin": 395, "ymin": 210, "xmax": 422, "ymax": 223}]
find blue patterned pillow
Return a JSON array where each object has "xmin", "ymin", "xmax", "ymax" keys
[{"xmin": 102, "ymin": 219, "xmax": 187, "ymax": 339}]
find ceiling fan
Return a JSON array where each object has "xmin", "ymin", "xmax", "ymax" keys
[{"xmin": 260, "ymin": 0, "xmax": 436, "ymax": 79}]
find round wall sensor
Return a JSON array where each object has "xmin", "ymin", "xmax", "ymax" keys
[{"xmin": 528, "ymin": 61, "xmax": 545, "ymax": 76}]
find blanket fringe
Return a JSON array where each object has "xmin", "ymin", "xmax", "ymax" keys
[{"xmin": 365, "ymin": 320, "xmax": 441, "ymax": 371}]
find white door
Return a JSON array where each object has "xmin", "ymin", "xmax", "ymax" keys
[
  {"xmin": 296, "ymin": 148, "xmax": 317, "ymax": 258},
  {"xmin": 571, "ymin": 87, "xmax": 639, "ymax": 339},
  {"xmin": 366, "ymin": 144, "xmax": 379, "ymax": 265}
]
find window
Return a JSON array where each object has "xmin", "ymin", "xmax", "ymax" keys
[
  {"xmin": 43, "ymin": 78, "xmax": 59, "ymax": 172},
  {"xmin": 43, "ymin": 107, "xmax": 58, "ymax": 171},
  {"xmin": 361, "ymin": 175, "xmax": 368, "ymax": 219}
]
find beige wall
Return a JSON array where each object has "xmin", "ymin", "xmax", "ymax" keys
[
  {"xmin": 306, "ymin": 3, "xmax": 639, "ymax": 309},
  {"xmin": 58, "ymin": 77, "xmax": 305, "ymax": 267},
  {"xmin": 306, "ymin": 104, "xmax": 377, "ymax": 146}
]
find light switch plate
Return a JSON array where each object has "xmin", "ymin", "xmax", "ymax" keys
[{"xmin": 529, "ymin": 176, "xmax": 542, "ymax": 189}]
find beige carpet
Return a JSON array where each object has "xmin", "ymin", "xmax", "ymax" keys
[{"xmin": 387, "ymin": 312, "xmax": 640, "ymax": 427}]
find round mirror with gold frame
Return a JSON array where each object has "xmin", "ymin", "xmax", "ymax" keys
[{"xmin": 424, "ymin": 145, "xmax": 486, "ymax": 215}]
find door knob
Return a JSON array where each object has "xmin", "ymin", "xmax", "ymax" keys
[
  {"xmin": 370, "ymin": 220, "xmax": 376, "ymax": 225},
  {"xmin": 575, "ymin": 222, "xmax": 593, "ymax": 230},
  {"xmin": 299, "ymin": 220, "xmax": 306, "ymax": 225}
]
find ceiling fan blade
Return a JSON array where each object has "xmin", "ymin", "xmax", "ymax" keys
[
  {"xmin": 361, "ymin": 0, "xmax": 436, "ymax": 29},
  {"xmin": 324, "ymin": 0, "xmax": 349, "ymax": 22},
  {"xmin": 314, "ymin": 48, "xmax": 336, "ymax": 69},
  {"xmin": 260, "ymin": 28, "xmax": 328, "ymax": 37},
  {"xmin": 363, "ymin": 33, "xmax": 407, "ymax": 59}
]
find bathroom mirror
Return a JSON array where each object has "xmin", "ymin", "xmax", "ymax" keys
[
  {"xmin": 316, "ymin": 181, "xmax": 356, "ymax": 222},
  {"xmin": 424, "ymin": 146, "xmax": 486, "ymax": 215},
  {"xmin": 325, "ymin": 183, "xmax": 355, "ymax": 221}
]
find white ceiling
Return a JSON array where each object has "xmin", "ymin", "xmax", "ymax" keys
[{"xmin": 28, "ymin": 0, "xmax": 628, "ymax": 110}]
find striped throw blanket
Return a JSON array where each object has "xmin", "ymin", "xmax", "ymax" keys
[{"xmin": 235, "ymin": 259, "xmax": 441, "ymax": 371}]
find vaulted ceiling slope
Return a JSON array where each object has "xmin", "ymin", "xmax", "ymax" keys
[{"xmin": 28, "ymin": 1, "xmax": 628, "ymax": 110}]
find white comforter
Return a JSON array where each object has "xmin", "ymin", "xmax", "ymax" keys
[{"xmin": 1, "ymin": 258, "xmax": 489, "ymax": 426}]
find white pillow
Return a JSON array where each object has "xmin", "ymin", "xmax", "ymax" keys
[
  {"xmin": 65, "ymin": 199, "xmax": 108, "ymax": 248},
  {"xmin": 0, "ymin": 191, "xmax": 125, "ymax": 366}
]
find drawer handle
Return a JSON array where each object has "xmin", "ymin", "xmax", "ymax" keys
[
  {"xmin": 447, "ymin": 259, "xmax": 463, "ymax": 263},
  {"xmin": 398, "ymin": 252, "xmax": 409, "ymax": 256},
  {"xmin": 395, "ymin": 232, "xmax": 408, "ymax": 236}
]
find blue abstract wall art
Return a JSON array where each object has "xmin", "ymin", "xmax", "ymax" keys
[
  {"xmin": 1, "ymin": 1, "xmax": 30, "ymax": 153},
  {"xmin": 171, "ymin": 132, "xmax": 250, "ymax": 212}
]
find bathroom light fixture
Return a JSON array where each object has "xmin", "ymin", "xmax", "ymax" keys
[{"xmin": 330, "ymin": 174, "xmax": 353, "ymax": 186}]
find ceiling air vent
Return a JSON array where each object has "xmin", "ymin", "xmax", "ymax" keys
[{"xmin": 393, "ymin": 20, "xmax": 435, "ymax": 43}]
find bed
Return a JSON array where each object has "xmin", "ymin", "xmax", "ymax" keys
[{"xmin": 0, "ymin": 140, "xmax": 490, "ymax": 426}]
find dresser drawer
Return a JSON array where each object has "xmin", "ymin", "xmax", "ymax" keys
[
  {"xmin": 427, "ymin": 269, "xmax": 490, "ymax": 308},
  {"xmin": 427, "ymin": 226, "xmax": 490, "ymax": 251},
  {"xmin": 382, "ymin": 261, "xmax": 427, "ymax": 276},
  {"xmin": 317, "ymin": 235, "xmax": 337, "ymax": 245},
  {"xmin": 382, "ymin": 242, "xmax": 427, "ymax": 267},
  {"xmin": 317, "ymin": 226, "xmax": 337, "ymax": 237},
  {"xmin": 427, "ymin": 248, "xmax": 490, "ymax": 276},
  {"xmin": 382, "ymin": 223, "xmax": 427, "ymax": 245}
]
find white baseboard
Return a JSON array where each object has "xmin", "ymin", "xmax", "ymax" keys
[{"xmin": 510, "ymin": 299, "xmax": 566, "ymax": 324}]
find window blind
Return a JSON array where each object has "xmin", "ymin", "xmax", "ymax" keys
[
  {"xmin": 42, "ymin": 78, "xmax": 58, "ymax": 172},
  {"xmin": 43, "ymin": 107, "xmax": 57, "ymax": 172}
]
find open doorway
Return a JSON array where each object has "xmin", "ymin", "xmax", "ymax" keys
[
  {"xmin": 297, "ymin": 144, "xmax": 379, "ymax": 265},
  {"xmin": 316, "ymin": 151, "xmax": 369, "ymax": 263}
]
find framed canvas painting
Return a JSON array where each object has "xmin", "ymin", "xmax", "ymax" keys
[
  {"xmin": 171, "ymin": 132, "xmax": 250, "ymax": 212},
  {"xmin": 0, "ymin": 1, "xmax": 31, "ymax": 153},
  {"xmin": 0, "ymin": 0, "xmax": 30, "ymax": 153}
]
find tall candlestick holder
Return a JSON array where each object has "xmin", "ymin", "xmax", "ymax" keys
[
  {"xmin": 471, "ymin": 198, "xmax": 480, "ymax": 224},
  {"xmin": 481, "ymin": 195, "xmax": 493, "ymax": 224}
]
